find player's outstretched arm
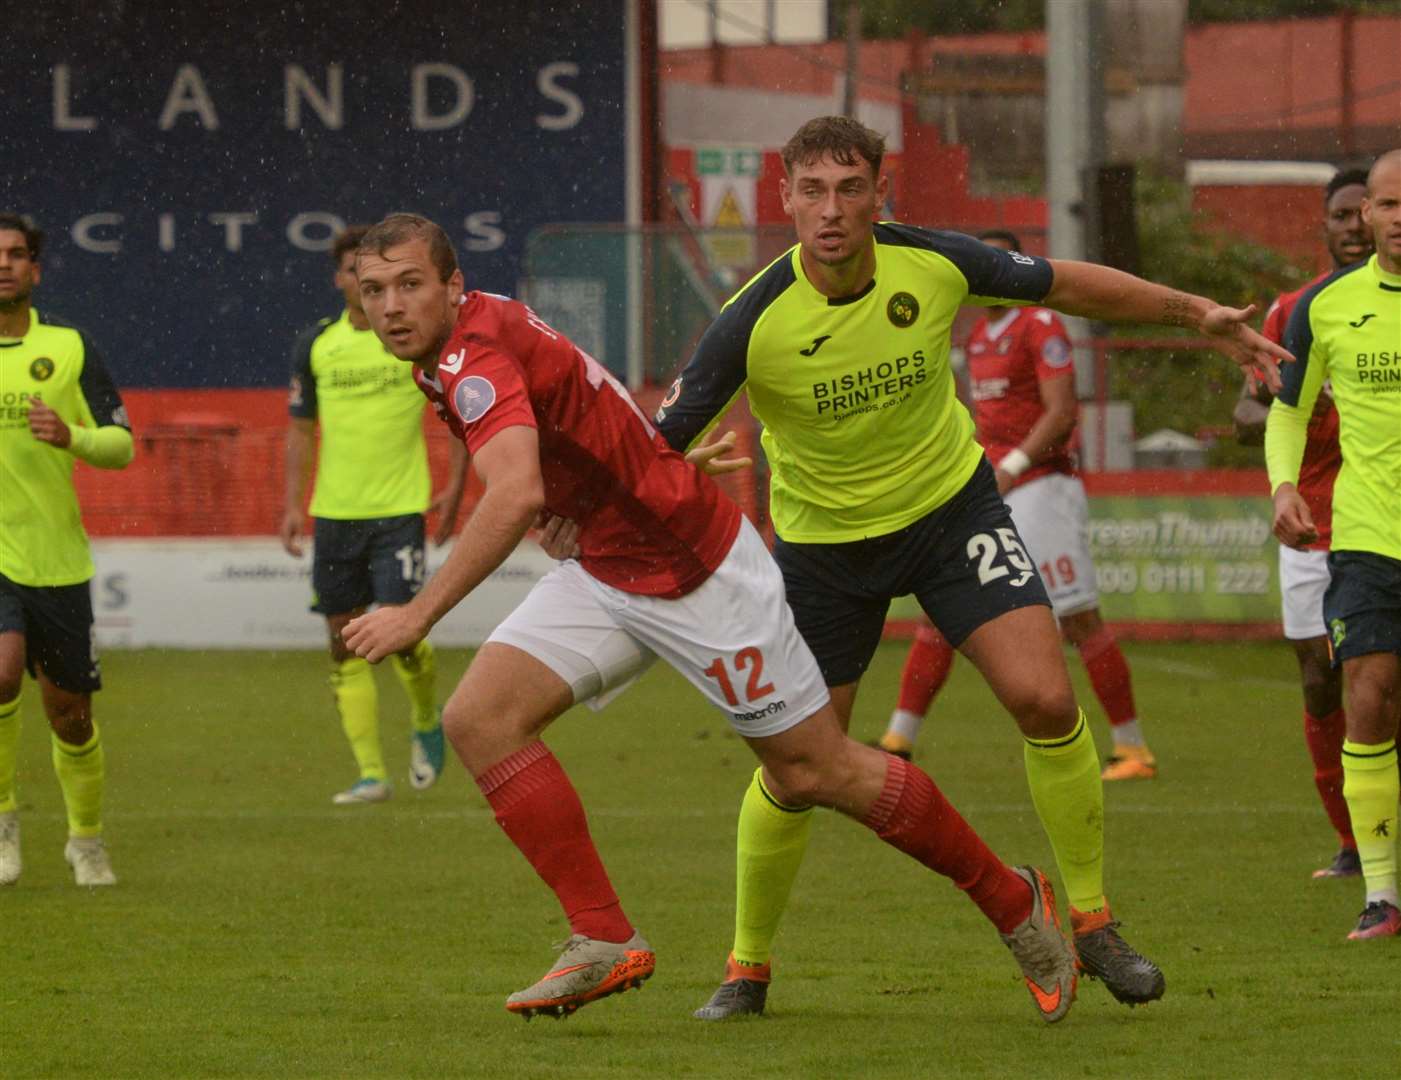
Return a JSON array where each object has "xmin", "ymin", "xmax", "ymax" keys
[
  {"xmin": 429, "ymin": 437, "xmax": 470, "ymax": 546},
  {"xmin": 344, "ymin": 425, "xmax": 544, "ymax": 663},
  {"xmin": 1043, "ymin": 259, "xmax": 1293, "ymax": 392}
]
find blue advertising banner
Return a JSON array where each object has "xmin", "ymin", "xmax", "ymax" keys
[{"xmin": 7, "ymin": 2, "xmax": 632, "ymax": 387}]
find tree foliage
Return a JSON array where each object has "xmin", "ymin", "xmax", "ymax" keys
[{"xmin": 1106, "ymin": 171, "xmax": 1310, "ymax": 465}]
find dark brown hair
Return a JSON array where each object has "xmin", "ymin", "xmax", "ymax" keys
[
  {"xmin": 331, "ymin": 224, "xmax": 371, "ymax": 264},
  {"xmin": 781, "ymin": 116, "xmax": 885, "ymax": 177},
  {"xmin": 357, "ymin": 213, "xmax": 458, "ymax": 282},
  {"xmin": 0, "ymin": 213, "xmax": 44, "ymax": 260}
]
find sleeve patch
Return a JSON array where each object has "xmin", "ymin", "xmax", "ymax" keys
[
  {"xmin": 452, "ymin": 375, "xmax": 497, "ymax": 424},
  {"xmin": 1041, "ymin": 338, "xmax": 1072, "ymax": 368}
]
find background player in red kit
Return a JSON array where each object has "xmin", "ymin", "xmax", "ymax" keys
[
  {"xmin": 340, "ymin": 214, "xmax": 1077, "ymax": 1023},
  {"xmin": 876, "ymin": 230, "xmax": 1153, "ymax": 780},
  {"xmin": 1233, "ymin": 167, "xmax": 1373, "ymax": 879}
]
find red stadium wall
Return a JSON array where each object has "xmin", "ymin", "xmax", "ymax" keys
[{"xmin": 77, "ymin": 385, "xmax": 765, "ymax": 539}]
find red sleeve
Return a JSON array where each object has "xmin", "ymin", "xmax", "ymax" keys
[
  {"xmin": 1025, "ymin": 311, "xmax": 1076, "ymax": 382},
  {"xmin": 444, "ymin": 346, "xmax": 537, "ymax": 456}
]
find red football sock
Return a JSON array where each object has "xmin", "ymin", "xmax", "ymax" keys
[
  {"xmin": 861, "ymin": 756, "xmax": 1031, "ymax": 933},
  {"xmin": 476, "ymin": 742, "xmax": 634, "ymax": 942},
  {"xmin": 1078, "ymin": 627, "xmax": 1137, "ymax": 729},
  {"xmin": 896, "ymin": 625, "xmax": 956, "ymax": 716},
  {"xmin": 1303, "ymin": 708, "xmax": 1354, "ymax": 847}
]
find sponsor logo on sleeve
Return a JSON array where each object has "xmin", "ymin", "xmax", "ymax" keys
[{"xmin": 452, "ymin": 375, "xmax": 497, "ymax": 424}]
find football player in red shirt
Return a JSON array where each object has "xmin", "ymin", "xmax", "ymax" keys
[
  {"xmin": 339, "ymin": 213, "xmax": 1078, "ymax": 1023},
  {"xmin": 876, "ymin": 230, "xmax": 1154, "ymax": 780},
  {"xmin": 1232, "ymin": 167, "xmax": 1372, "ymax": 880}
]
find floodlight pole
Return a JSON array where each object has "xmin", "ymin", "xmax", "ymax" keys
[
  {"xmin": 843, "ymin": 1, "xmax": 860, "ymax": 118},
  {"xmin": 1045, "ymin": 0, "xmax": 1105, "ymax": 265},
  {"xmin": 1045, "ymin": 0, "xmax": 1107, "ymax": 440}
]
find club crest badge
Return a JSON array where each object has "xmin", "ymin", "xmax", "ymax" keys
[
  {"xmin": 453, "ymin": 375, "xmax": 496, "ymax": 424},
  {"xmin": 887, "ymin": 292, "xmax": 919, "ymax": 328}
]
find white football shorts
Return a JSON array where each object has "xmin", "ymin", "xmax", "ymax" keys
[
  {"xmin": 1004, "ymin": 472, "xmax": 1100, "ymax": 619},
  {"xmin": 485, "ymin": 517, "xmax": 830, "ymax": 739},
  {"xmin": 1278, "ymin": 545, "xmax": 1331, "ymax": 640}
]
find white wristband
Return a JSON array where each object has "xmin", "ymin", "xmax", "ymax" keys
[{"xmin": 1000, "ymin": 449, "xmax": 1031, "ymax": 478}]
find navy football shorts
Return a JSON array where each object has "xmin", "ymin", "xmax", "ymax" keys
[
  {"xmin": 311, "ymin": 514, "xmax": 426, "ymax": 616},
  {"xmin": 0, "ymin": 571, "xmax": 102, "ymax": 693},
  {"xmin": 1323, "ymin": 549, "xmax": 1401, "ymax": 666},
  {"xmin": 773, "ymin": 456, "xmax": 1051, "ymax": 687}
]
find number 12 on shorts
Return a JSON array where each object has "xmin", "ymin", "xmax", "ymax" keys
[{"xmin": 703, "ymin": 647, "xmax": 775, "ymax": 707}]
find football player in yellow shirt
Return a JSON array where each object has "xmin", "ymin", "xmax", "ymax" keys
[
  {"xmin": 280, "ymin": 226, "xmax": 467, "ymax": 805},
  {"xmin": 0, "ymin": 213, "xmax": 133, "ymax": 887}
]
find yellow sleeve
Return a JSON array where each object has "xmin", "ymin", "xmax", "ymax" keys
[
  {"xmin": 1264, "ymin": 402, "xmax": 1310, "ymax": 495},
  {"xmin": 67, "ymin": 425, "xmax": 134, "ymax": 470}
]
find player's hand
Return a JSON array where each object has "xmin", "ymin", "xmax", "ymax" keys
[
  {"xmin": 993, "ymin": 468, "xmax": 1016, "ymax": 496},
  {"xmin": 429, "ymin": 486, "xmax": 465, "ymax": 546},
  {"xmin": 685, "ymin": 429, "xmax": 753, "ymax": 476},
  {"xmin": 1271, "ymin": 483, "xmax": 1318, "ymax": 549},
  {"xmin": 534, "ymin": 510, "xmax": 581, "ymax": 560},
  {"xmin": 27, "ymin": 399, "xmax": 72, "ymax": 448},
  {"xmin": 343, "ymin": 604, "xmax": 428, "ymax": 664},
  {"xmin": 1200, "ymin": 304, "xmax": 1294, "ymax": 395},
  {"xmin": 279, "ymin": 508, "xmax": 306, "ymax": 557}
]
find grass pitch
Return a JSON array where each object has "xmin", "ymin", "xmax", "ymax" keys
[{"xmin": 3, "ymin": 641, "xmax": 1398, "ymax": 1079}]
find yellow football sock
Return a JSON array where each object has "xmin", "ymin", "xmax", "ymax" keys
[
  {"xmin": 330, "ymin": 657, "xmax": 384, "ymax": 781},
  {"xmin": 52, "ymin": 724, "xmax": 104, "ymax": 838},
  {"xmin": 1342, "ymin": 739, "xmax": 1399, "ymax": 899},
  {"xmin": 390, "ymin": 638, "xmax": 440, "ymax": 733},
  {"xmin": 1024, "ymin": 709, "xmax": 1106, "ymax": 914},
  {"xmin": 732, "ymin": 767, "xmax": 814, "ymax": 968},
  {"xmin": 0, "ymin": 694, "xmax": 21, "ymax": 814}
]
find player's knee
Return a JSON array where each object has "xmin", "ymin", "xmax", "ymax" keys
[
  {"xmin": 46, "ymin": 698, "xmax": 92, "ymax": 744},
  {"xmin": 1345, "ymin": 678, "xmax": 1396, "ymax": 740},
  {"xmin": 440, "ymin": 698, "xmax": 479, "ymax": 748},
  {"xmin": 762, "ymin": 756, "xmax": 827, "ymax": 807},
  {"xmin": 1300, "ymin": 666, "xmax": 1342, "ymax": 716},
  {"xmin": 1008, "ymin": 682, "xmax": 1078, "ymax": 739},
  {"xmin": 766, "ymin": 745, "xmax": 864, "ymax": 809}
]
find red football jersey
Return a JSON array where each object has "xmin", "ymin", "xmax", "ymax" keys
[
  {"xmin": 966, "ymin": 306, "xmax": 1076, "ymax": 490},
  {"xmin": 417, "ymin": 292, "xmax": 741, "ymax": 598},
  {"xmin": 1262, "ymin": 276, "xmax": 1340, "ymax": 550}
]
